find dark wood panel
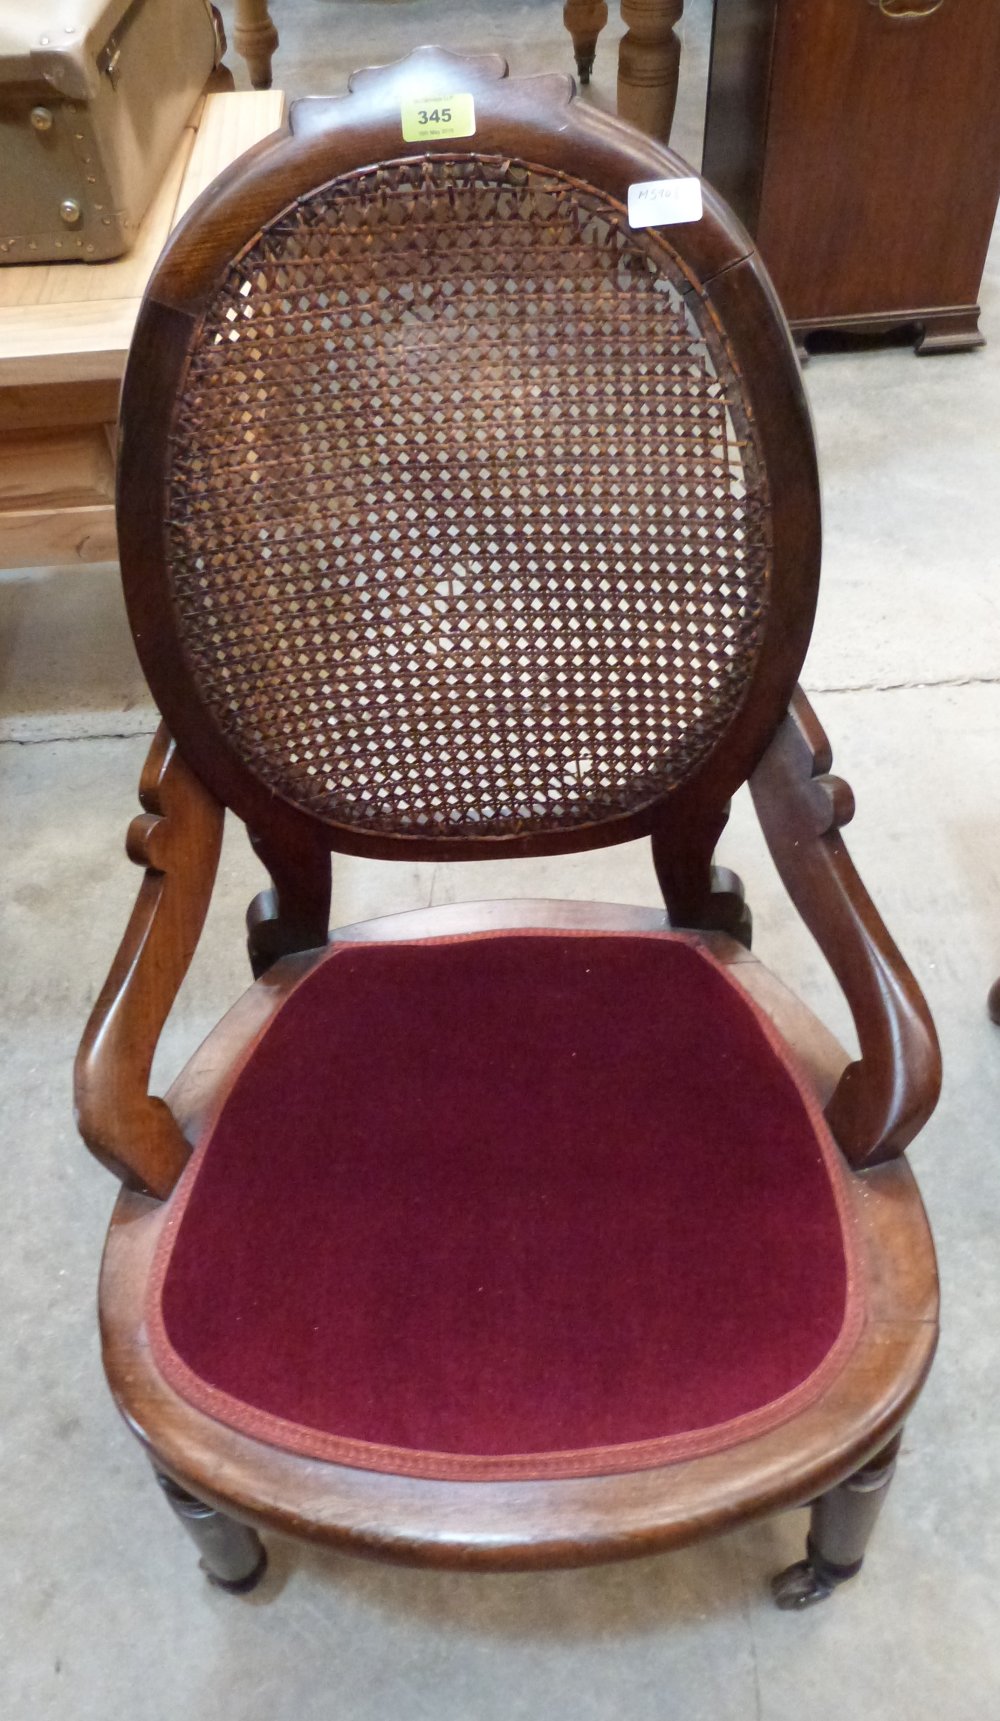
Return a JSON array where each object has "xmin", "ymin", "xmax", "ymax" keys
[
  {"xmin": 703, "ymin": 0, "xmax": 1000, "ymax": 342},
  {"xmin": 761, "ymin": 0, "xmax": 1000, "ymax": 321},
  {"xmin": 702, "ymin": 0, "xmax": 779, "ymax": 232}
]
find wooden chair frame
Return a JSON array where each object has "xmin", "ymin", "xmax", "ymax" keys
[{"xmin": 76, "ymin": 49, "xmax": 940, "ymax": 1611}]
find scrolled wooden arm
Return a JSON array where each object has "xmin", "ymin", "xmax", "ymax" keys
[
  {"xmin": 74, "ymin": 725, "xmax": 224, "ymax": 1198},
  {"xmin": 750, "ymin": 688, "xmax": 941, "ymax": 1168}
]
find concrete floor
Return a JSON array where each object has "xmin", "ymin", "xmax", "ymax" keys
[{"xmin": 2, "ymin": 2, "xmax": 1000, "ymax": 1715}]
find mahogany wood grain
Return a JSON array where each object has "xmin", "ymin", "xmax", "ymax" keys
[
  {"xmin": 99, "ymin": 899, "xmax": 937, "ymax": 1572},
  {"xmin": 245, "ymin": 828, "xmax": 332, "ymax": 978},
  {"xmin": 750, "ymin": 690, "xmax": 941, "ymax": 1168},
  {"xmin": 651, "ymin": 803, "xmax": 752, "ymax": 947},
  {"xmin": 703, "ymin": 0, "xmax": 1000, "ymax": 350},
  {"xmin": 772, "ymin": 1433, "xmax": 902, "ymax": 1608},
  {"xmin": 117, "ymin": 50, "xmax": 818, "ymax": 870},
  {"xmin": 701, "ymin": 0, "xmax": 776, "ymax": 226},
  {"xmin": 83, "ymin": 47, "xmax": 941, "ymax": 1595},
  {"xmin": 155, "ymin": 1470, "xmax": 268, "ymax": 1590},
  {"xmin": 74, "ymin": 725, "xmax": 224, "ymax": 1196}
]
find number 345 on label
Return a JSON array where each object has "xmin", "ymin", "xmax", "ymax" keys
[{"xmin": 401, "ymin": 93, "xmax": 477, "ymax": 142}]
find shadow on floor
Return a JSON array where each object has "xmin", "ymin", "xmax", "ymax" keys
[{"xmin": 245, "ymin": 1510, "xmax": 805, "ymax": 1640}]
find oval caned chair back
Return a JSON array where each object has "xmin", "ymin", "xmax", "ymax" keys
[{"xmin": 118, "ymin": 51, "xmax": 820, "ymax": 860}]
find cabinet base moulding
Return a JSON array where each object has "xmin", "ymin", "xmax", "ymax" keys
[{"xmin": 791, "ymin": 305, "xmax": 985, "ymax": 360}]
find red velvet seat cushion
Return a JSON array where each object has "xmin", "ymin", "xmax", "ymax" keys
[{"xmin": 150, "ymin": 930, "xmax": 863, "ymax": 1482}]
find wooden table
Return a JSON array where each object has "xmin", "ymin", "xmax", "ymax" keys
[
  {"xmin": 0, "ymin": 90, "xmax": 286, "ymax": 571},
  {"xmin": 231, "ymin": 1, "xmax": 686, "ymax": 144}
]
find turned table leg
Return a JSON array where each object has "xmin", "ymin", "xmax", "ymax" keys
[
  {"xmin": 233, "ymin": 0, "xmax": 279, "ymax": 89},
  {"xmin": 618, "ymin": 1, "xmax": 684, "ymax": 143},
  {"xmin": 564, "ymin": 2, "xmax": 610, "ymax": 85}
]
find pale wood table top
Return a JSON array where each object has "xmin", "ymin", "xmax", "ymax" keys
[
  {"xmin": 0, "ymin": 89, "xmax": 285, "ymax": 570},
  {"xmin": 0, "ymin": 89, "xmax": 287, "ymax": 390}
]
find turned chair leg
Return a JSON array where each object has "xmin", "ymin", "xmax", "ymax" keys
[
  {"xmin": 772, "ymin": 1435, "xmax": 901, "ymax": 1610},
  {"xmin": 154, "ymin": 1471, "xmax": 268, "ymax": 1593}
]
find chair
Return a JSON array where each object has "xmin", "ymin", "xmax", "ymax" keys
[{"xmin": 76, "ymin": 47, "xmax": 941, "ymax": 1611}]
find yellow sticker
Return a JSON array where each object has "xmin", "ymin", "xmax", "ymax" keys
[{"xmin": 401, "ymin": 93, "xmax": 476, "ymax": 143}]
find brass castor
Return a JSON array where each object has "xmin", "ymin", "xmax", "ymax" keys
[
  {"xmin": 771, "ymin": 1436, "xmax": 901, "ymax": 1610},
  {"xmin": 772, "ymin": 1541, "xmax": 862, "ymax": 1610}
]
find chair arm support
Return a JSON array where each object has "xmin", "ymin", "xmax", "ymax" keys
[
  {"xmin": 749, "ymin": 689, "xmax": 941, "ymax": 1168},
  {"xmin": 74, "ymin": 725, "xmax": 224, "ymax": 1198}
]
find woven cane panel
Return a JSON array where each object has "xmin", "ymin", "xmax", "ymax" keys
[{"xmin": 164, "ymin": 156, "xmax": 772, "ymax": 839}]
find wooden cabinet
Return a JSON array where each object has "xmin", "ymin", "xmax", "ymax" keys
[{"xmin": 703, "ymin": 0, "xmax": 1000, "ymax": 352}]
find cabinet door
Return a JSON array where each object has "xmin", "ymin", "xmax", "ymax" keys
[{"xmin": 754, "ymin": 0, "xmax": 1000, "ymax": 321}]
